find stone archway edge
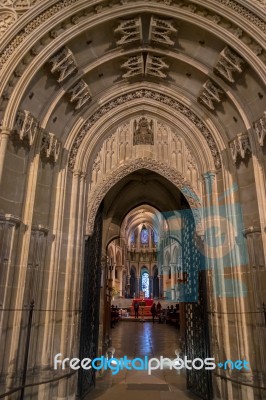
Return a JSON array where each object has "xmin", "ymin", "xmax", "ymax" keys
[
  {"xmin": 69, "ymin": 89, "xmax": 221, "ymax": 171},
  {"xmin": 86, "ymin": 157, "xmax": 202, "ymax": 235}
]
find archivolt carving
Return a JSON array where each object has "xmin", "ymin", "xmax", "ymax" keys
[
  {"xmin": 0, "ymin": 0, "xmax": 264, "ymax": 70},
  {"xmin": 0, "ymin": 9, "xmax": 17, "ymax": 39},
  {"xmin": 86, "ymin": 157, "xmax": 202, "ymax": 235},
  {"xmin": 89, "ymin": 118, "xmax": 200, "ymax": 192},
  {"xmin": 69, "ymin": 89, "xmax": 221, "ymax": 171}
]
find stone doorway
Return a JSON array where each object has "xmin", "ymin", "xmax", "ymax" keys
[{"xmin": 79, "ymin": 168, "xmax": 212, "ymax": 399}]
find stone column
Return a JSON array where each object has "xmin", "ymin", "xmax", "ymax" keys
[
  {"xmin": 170, "ymin": 263, "xmax": 176, "ymax": 300},
  {"xmin": 158, "ymin": 275, "xmax": 163, "ymax": 298},
  {"xmin": 0, "ymin": 127, "xmax": 11, "ymax": 185},
  {"xmin": 117, "ymin": 266, "xmax": 123, "ymax": 297},
  {"xmin": 242, "ymin": 226, "xmax": 266, "ymax": 387},
  {"xmin": 149, "ymin": 275, "xmax": 153, "ymax": 298},
  {"xmin": 162, "ymin": 265, "xmax": 170, "ymax": 299},
  {"xmin": 57, "ymin": 169, "xmax": 82, "ymax": 399},
  {"xmin": 136, "ymin": 276, "xmax": 140, "ymax": 298}
]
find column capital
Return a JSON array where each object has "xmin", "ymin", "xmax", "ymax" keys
[
  {"xmin": 242, "ymin": 226, "xmax": 261, "ymax": 237},
  {"xmin": 0, "ymin": 127, "xmax": 12, "ymax": 136},
  {"xmin": 202, "ymin": 171, "xmax": 217, "ymax": 181}
]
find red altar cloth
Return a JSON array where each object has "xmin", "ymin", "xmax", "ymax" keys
[{"xmin": 132, "ymin": 299, "xmax": 153, "ymax": 306}]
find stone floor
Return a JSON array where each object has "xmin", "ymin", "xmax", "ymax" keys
[{"xmin": 86, "ymin": 321, "xmax": 200, "ymax": 400}]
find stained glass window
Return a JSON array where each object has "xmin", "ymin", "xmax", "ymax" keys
[
  {"xmin": 141, "ymin": 228, "xmax": 148, "ymax": 244},
  {"xmin": 130, "ymin": 231, "xmax": 135, "ymax": 244},
  {"xmin": 141, "ymin": 272, "xmax": 149, "ymax": 298},
  {"xmin": 153, "ymin": 230, "xmax": 158, "ymax": 243}
]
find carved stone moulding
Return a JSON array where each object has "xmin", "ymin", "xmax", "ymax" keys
[
  {"xmin": 40, "ymin": 131, "xmax": 61, "ymax": 163},
  {"xmin": 115, "ymin": 17, "xmax": 143, "ymax": 46},
  {"xmin": 67, "ymin": 79, "xmax": 92, "ymax": 110},
  {"xmin": 0, "ymin": 9, "xmax": 17, "ymax": 39},
  {"xmin": 0, "ymin": 0, "xmax": 264, "ymax": 73},
  {"xmin": 242, "ymin": 226, "xmax": 261, "ymax": 237},
  {"xmin": 69, "ymin": 89, "xmax": 222, "ymax": 171},
  {"xmin": 14, "ymin": 109, "xmax": 39, "ymax": 145},
  {"xmin": 49, "ymin": 46, "xmax": 78, "ymax": 83},
  {"xmin": 0, "ymin": 213, "xmax": 21, "ymax": 226},
  {"xmin": 254, "ymin": 112, "xmax": 266, "ymax": 147},
  {"xmin": 149, "ymin": 15, "xmax": 177, "ymax": 46},
  {"xmin": 229, "ymin": 133, "xmax": 251, "ymax": 163},
  {"xmin": 214, "ymin": 47, "xmax": 245, "ymax": 83},
  {"xmin": 86, "ymin": 157, "xmax": 202, "ymax": 235},
  {"xmin": 31, "ymin": 224, "xmax": 49, "ymax": 235},
  {"xmin": 115, "ymin": 15, "xmax": 177, "ymax": 47},
  {"xmin": 198, "ymin": 79, "xmax": 224, "ymax": 111},
  {"xmin": 121, "ymin": 53, "xmax": 169, "ymax": 79}
]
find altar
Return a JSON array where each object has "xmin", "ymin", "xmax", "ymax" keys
[{"xmin": 130, "ymin": 298, "xmax": 153, "ymax": 317}]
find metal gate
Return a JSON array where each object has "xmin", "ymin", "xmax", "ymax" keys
[
  {"xmin": 182, "ymin": 209, "xmax": 212, "ymax": 400},
  {"xmin": 78, "ymin": 205, "xmax": 103, "ymax": 398}
]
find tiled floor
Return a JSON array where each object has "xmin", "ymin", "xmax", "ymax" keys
[{"xmin": 86, "ymin": 321, "xmax": 200, "ymax": 400}]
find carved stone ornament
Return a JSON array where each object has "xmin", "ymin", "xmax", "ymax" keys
[
  {"xmin": 115, "ymin": 17, "xmax": 142, "ymax": 46},
  {"xmin": 0, "ymin": 213, "xmax": 21, "ymax": 226},
  {"xmin": 229, "ymin": 133, "xmax": 251, "ymax": 163},
  {"xmin": 122, "ymin": 53, "xmax": 169, "ymax": 79},
  {"xmin": 214, "ymin": 47, "xmax": 244, "ymax": 83},
  {"xmin": 15, "ymin": 109, "xmax": 39, "ymax": 145},
  {"xmin": 68, "ymin": 89, "xmax": 221, "ymax": 170},
  {"xmin": 0, "ymin": 0, "xmax": 265, "ymax": 72},
  {"xmin": 121, "ymin": 55, "xmax": 144, "ymax": 79},
  {"xmin": 40, "ymin": 131, "xmax": 61, "ymax": 162},
  {"xmin": 146, "ymin": 54, "xmax": 169, "ymax": 78},
  {"xmin": 133, "ymin": 117, "xmax": 154, "ymax": 145},
  {"xmin": 148, "ymin": 16, "xmax": 177, "ymax": 46},
  {"xmin": 254, "ymin": 112, "xmax": 266, "ymax": 147},
  {"xmin": 0, "ymin": 9, "xmax": 17, "ymax": 39},
  {"xmin": 49, "ymin": 46, "xmax": 78, "ymax": 83},
  {"xmin": 198, "ymin": 80, "xmax": 224, "ymax": 111},
  {"xmin": 67, "ymin": 80, "xmax": 91, "ymax": 110},
  {"xmin": 86, "ymin": 157, "xmax": 202, "ymax": 235},
  {"xmin": 89, "ymin": 119, "xmax": 200, "ymax": 193}
]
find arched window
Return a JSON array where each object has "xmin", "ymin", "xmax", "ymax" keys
[
  {"xmin": 130, "ymin": 231, "xmax": 135, "ymax": 244},
  {"xmin": 140, "ymin": 226, "xmax": 149, "ymax": 244},
  {"xmin": 152, "ymin": 229, "xmax": 158, "ymax": 244},
  {"xmin": 141, "ymin": 271, "xmax": 149, "ymax": 298}
]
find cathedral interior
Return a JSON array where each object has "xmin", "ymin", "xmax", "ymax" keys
[{"xmin": 0, "ymin": 0, "xmax": 265, "ymax": 399}]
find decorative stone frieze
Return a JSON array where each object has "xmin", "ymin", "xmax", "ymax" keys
[
  {"xmin": 229, "ymin": 133, "xmax": 251, "ymax": 163},
  {"xmin": 115, "ymin": 17, "xmax": 142, "ymax": 45},
  {"xmin": 148, "ymin": 16, "xmax": 177, "ymax": 46},
  {"xmin": 133, "ymin": 117, "xmax": 154, "ymax": 145},
  {"xmin": 254, "ymin": 112, "xmax": 266, "ymax": 147},
  {"xmin": 198, "ymin": 80, "xmax": 224, "ymax": 111},
  {"xmin": 15, "ymin": 109, "xmax": 39, "ymax": 145},
  {"xmin": 40, "ymin": 131, "xmax": 60, "ymax": 162},
  {"xmin": 214, "ymin": 47, "xmax": 244, "ymax": 83},
  {"xmin": 67, "ymin": 80, "xmax": 91, "ymax": 110},
  {"xmin": 69, "ymin": 89, "xmax": 221, "ymax": 170},
  {"xmin": 49, "ymin": 46, "xmax": 78, "ymax": 83}
]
